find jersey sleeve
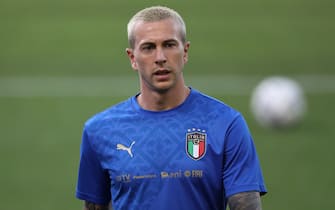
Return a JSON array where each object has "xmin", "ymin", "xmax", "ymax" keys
[
  {"xmin": 76, "ymin": 127, "xmax": 111, "ymax": 205},
  {"xmin": 222, "ymin": 114, "xmax": 267, "ymax": 198}
]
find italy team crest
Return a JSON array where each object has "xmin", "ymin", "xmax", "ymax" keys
[{"xmin": 186, "ymin": 129, "xmax": 206, "ymax": 160}]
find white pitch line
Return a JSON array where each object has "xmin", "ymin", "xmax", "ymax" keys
[{"xmin": 0, "ymin": 74, "xmax": 334, "ymax": 97}]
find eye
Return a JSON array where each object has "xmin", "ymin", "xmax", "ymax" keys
[
  {"xmin": 141, "ymin": 44, "xmax": 155, "ymax": 51},
  {"xmin": 165, "ymin": 42, "xmax": 177, "ymax": 48}
]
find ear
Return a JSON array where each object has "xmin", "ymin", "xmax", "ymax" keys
[
  {"xmin": 183, "ymin": 41, "xmax": 190, "ymax": 63},
  {"xmin": 126, "ymin": 48, "xmax": 138, "ymax": 70}
]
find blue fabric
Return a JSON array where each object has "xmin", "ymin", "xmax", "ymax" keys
[{"xmin": 76, "ymin": 88, "xmax": 267, "ymax": 209}]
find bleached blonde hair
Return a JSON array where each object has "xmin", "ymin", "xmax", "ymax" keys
[{"xmin": 127, "ymin": 6, "xmax": 187, "ymax": 48}]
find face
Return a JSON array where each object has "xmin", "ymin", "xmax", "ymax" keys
[{"xmin": 126, "ymin": 18, "xmax": 190, "ymax": 93}]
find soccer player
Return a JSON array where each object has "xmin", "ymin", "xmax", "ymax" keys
[{"xmin": 76, "ymin": 5, "xmax": 267, "ymax": 210}]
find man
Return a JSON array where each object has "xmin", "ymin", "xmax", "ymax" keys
[{"xmin": 76, "ymin": 6, "xmax": 267, "ymax": 210}]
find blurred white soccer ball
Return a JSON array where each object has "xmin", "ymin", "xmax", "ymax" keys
[{"xmin": 250, "ymin": 76, "xmax": 306, "ymax": 129}]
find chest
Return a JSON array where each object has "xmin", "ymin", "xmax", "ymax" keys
[{"xmin": 100, "ymin": 118, "xmax": 225, "ymax": 176}]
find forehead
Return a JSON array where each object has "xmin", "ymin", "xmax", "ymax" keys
[{"xmin": 132, "ymin": 19, "xmax": 183, "ymax": 46}]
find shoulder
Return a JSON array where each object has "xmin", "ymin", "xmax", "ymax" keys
[
  {"xmin": 80, "ymin": 97, "xmax": 136, "ymax": 153},
  {"xmin": 191, "ymin": 88, "xmax": 241, "ymax": 119},
  {"xmin": 84, "ymin": 97, "xmax": 134, "ymax": 132}
]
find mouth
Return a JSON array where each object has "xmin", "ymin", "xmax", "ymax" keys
[
  {"xmin": 153, "ymin": 69, "xmax": 171, "ymax": 81},
  {"xmin": 154, "ymin": 69, "xmax": 170, "ymax": 76}
]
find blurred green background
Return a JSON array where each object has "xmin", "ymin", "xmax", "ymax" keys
[{"xmin": 1, "ymin": 0, "xmax": 334, "ymax": 209}]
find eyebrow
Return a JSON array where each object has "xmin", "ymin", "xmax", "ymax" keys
[
  {"xmin": 140, "ymin": 38, "xmax": 179, "ymax": 46},
  {"xmin": 163, "ymin": 39, "xmax": 179, "ymax": 44}
]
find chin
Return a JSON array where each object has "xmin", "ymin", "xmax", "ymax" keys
[{"xmin": 152, "ymin": 83, "xmax": 174, "ymax": 94}]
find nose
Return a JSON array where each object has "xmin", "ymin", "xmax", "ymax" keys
[{"xmin": 155, "ymin": 47, "xmax": 167, "ymax": 65}]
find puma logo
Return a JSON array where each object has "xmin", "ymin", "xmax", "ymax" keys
[{"xmin": 116, "ymin": 141, "xmax": 135, "ymax": 157}]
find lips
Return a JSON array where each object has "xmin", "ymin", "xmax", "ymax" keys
[
  {"xmin": 154, "ymin": 69, "xmax": 170, "ymax": 76},
  {"xmin": 153, "ymin": 69, "xmax": 171, "ymax": 80}
]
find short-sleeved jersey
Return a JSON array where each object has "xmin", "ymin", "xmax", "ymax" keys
[{"xmin": 76, "ymin": 88, "xmax": 267, "ymax": 210}]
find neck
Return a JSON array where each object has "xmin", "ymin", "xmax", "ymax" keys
[{"xmin": 137, "ymin": 85, "xmax": 190, "ymax": 111}]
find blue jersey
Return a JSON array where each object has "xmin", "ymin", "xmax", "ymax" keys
[{"xmin": 76, "ymin": 88, "xmax": 267, "ymax": 209}]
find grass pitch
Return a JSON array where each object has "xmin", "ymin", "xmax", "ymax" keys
[{"xmin": 1, "ymin": 0, "xmax": 334, "ymax": 209}]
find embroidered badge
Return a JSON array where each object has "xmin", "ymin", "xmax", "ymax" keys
[{"xmin": 186, "ymin": 129, "xmax": 206, "ymax": 160}]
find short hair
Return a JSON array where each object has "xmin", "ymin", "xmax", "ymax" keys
[{"xmin": 127, "ymin": 6, "xmax": 187, "ymax": 48}]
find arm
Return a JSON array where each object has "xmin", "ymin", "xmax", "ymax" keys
[
  {"xmin": 228, "ymin": 191, "xmax": 262, "ymax": 210},
  {"xmin": 77, "ymin": 129, "xmax": 112, "ymax": 209},
  {"xmin": 83, "ymin": 201, "xmax": 110, "ymax": 210}
]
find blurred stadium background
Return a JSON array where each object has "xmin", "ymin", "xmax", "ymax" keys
[{"xmin": 1, "ymin": 0, "xmax": 334, "ymax": 209}]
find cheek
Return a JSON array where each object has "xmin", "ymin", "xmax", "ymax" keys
[
  {"xmin": 175, "ymin": 53, "xmax": 186, "ymax": 65},
  {"xmin": 134, "ymin": 55, "xmax": 152, "ymax": 68},
  {"xmin": 132, "ymin": 58, "xmax": 148, "ymax": 72}
]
